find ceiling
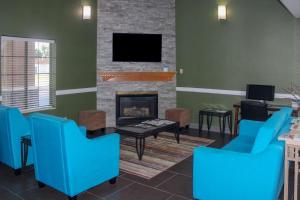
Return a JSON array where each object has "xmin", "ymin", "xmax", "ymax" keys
[{"xmin": 281, "ymin": 0, "xmax": 300, "ymax": 18}]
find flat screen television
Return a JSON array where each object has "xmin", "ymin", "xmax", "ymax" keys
[
  {"xmin": 246, "ymin": 84, "xmax": 275, "ymax": 101},
  {"xmin": 113, "ymin": 33, "xmax": 162, "ymax": 62}
]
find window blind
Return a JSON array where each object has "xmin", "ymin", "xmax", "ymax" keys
[{"xmin": 0, "ymin": 36, "xmax": 56, "ymax": 112}]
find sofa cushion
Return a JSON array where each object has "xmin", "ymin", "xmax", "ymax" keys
[
  {"xmin": 251, "ymin": 110, "xmax": 287, "ymax": 154},
  {"xmin": 277, "ymin": 117, "xmax": 292, "ymax": 136},
  {"xmin": 279, "ymin": 107, "xmax": 292, "ymax": 119},
  {"xmin": 223, "ymin": 135, "xmax": 255, "ymax": 153}
]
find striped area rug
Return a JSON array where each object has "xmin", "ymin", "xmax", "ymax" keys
[{"xmin": 120, "ymin": 132, "xmax": 214, "ymax": 179}]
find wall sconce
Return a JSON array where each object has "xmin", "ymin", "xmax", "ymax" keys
[
  {"xmin": 82, "ymin": 5, "xmax": 91, "ymax": 20},
  {"xmin": 218, "ymin": 5, "xmax": 227, "ymax": 20}
]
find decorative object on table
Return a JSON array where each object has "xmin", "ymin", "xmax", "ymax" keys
[
  {"xmin": 282, "ymin": 82, "xmax": 300, "ymax": 109},
  {"xmin": 29, "ymin": 113, "xmax": 120, "ymax": 200},
  {"xmin": 78, "ymin": 110, "xmax": 106, "ymax": 132},
  {"xmin": 198, "ymin": 107, "xmax": 232, "ymax": 136},
  {"xmin": 0, "ymin": 105, "xmax": 33, "ymax": 175},
  {"xmin": 142, "ymin": 119, "xmax": 174, "ymax": 126},
  {"xmin": 163, "ymin": 65, "xmax": 169, "ymax": 72},
  {"xmin": 120, "ymin": 132, "xmax": 214, "ymax": 179},
  {"xmin": 165, "ymin": 107, "xmax": 191, "ymax": 129}
]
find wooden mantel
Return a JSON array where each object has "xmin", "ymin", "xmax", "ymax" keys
[{"xmin": 99, "ymin": 71, "xmax": 176, "ymax": 82}]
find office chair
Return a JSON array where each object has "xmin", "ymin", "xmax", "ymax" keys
[{"xmin": 240, "ymin": 100, "xmax": 269, "ymax": 121}]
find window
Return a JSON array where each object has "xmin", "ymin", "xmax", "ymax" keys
[{"xmin": 0, "ymin": 36, "xmax": 56, "ymax": 112}]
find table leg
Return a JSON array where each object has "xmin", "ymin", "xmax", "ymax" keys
[
  {"xmin": 284, "ymin": 147, "xmax": 289, "ymax": 200},
  {"xmin": 24, "ymin": 142, "xmax": 29, "ymax": 167},
  {"xmin": 228, "ymin": 113, "xmax": 233, "ymax": 136},
  {"xmin": 294, "ymin": 149, "xmax": 299, "ymax": 200},
  {"xmin": 233, "ymin": 107, "xmax": 239, "ymax": 136},
  {"xmin": 21, "ymin": 139, "xmax": 25, "ymax": 169},
  {"xmin": 207, "ymin": 114, "xmax": 212, "ymax": 133},
  {"xmin": 199, "ymin": 112, "xmax": 203, "ymax": 136},
  {"xmin": 174, "ymin": 122, "xmax": 180, "ymax": 143},
  {"xmin": 218, "ymin": 116, "xmax": 226, "ymax": 136},
  {"xmin": 222, "ymin": 116, "xmax": 226, "ymax": 137},
  {"xmin": 218, "ymin": 116, "xmax": 222, "ymax": 134},
  {"xmin": 135, "ymin": 137, "xmax": 145, "ymax": 161}
]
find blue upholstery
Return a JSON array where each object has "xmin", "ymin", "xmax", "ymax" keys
[
  {"xmin": 0, "ymin": 105, "xmax": 33, "ymax": 170},
  {"xmin": 193, "ymin": 107, "xmax": 292, "ymax": 200},
  {"xmin": 28, "ymin": 113, "xmax": 120, "ymax": 198}
]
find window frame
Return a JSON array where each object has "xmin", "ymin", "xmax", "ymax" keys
[{"xmin": 0, "ymin": 36, "xmax": 56, "ymax": 113}]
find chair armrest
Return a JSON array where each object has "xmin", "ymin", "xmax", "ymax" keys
[
  {"xmin": 193, "ymin": 145, "xmax": 283, "ymax": 200},
  {"xmin": 78, "ymin": 125, "xmax": 86, "ymax": 135},
  {"xmin": 238, "ymin": 120, "xmax": 264, "ymax": 138},
  {"xmin": 64, "ymin": 132, "xmax": 120, "ymax": 196}
]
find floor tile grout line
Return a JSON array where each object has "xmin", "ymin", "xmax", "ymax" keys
[
  {"xmin": 175, "ymin": 194, "xmax": 193, "ymax": 200},
  {"xmin": 2, "ymin": 186, "xmax": 25, "ymax": 200},
  {"xmin": 101, "ymin": 182, "xmax": 135, "ymax": 200},
  {"xmin": 22, "ymin": 184, "xmax": 40, "ymax": 192},
  {"xmin": 166, "ymin": 169, "xmax": 192, "ymax": 178},
  {"xmin": 155, "ymin": 174, "xmax": 177, "ymax": 188},
  {"xmin": 165, "ymin": 194, "xmax": 175, "ymax": 200},
  {"xmin": 86, "ymin": 190, "xmax": 104, "ymax": 199},
  {"xmin": 120, "ymin": 176, "xmax": 174, "ymax": 196}
]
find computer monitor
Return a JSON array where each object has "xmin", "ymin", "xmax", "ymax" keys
[{"xmin": 246, "ymin": 84, "xmax": 275, "ymax": 101}]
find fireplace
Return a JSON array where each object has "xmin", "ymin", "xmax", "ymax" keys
[{"xmin": 116, "ymin": 92, "xmax": 158, "ymax": 125}]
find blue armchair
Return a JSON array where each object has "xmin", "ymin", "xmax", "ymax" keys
[
  {"xmin": 28, "ymin": 113, "xmax": 120, "ymax": 200},
  {"xmin": 0, "ymin": 105, "xmax": 33, "ymax": 174},
  {"xmin": 193, "ymin": 108, "xmax": 292, "ymax": 200}
]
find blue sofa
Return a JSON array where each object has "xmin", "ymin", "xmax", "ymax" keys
[
  {"xmin": 0, "ymin": 105, "xmax": 33, "ymax": 174},
  {"xmin": 28, "ymin": 113, "xmax": 120, "ymax": 199},
  {"xmin": 193, "ymin": 107, "xmax": 292, "ymax": 200}
]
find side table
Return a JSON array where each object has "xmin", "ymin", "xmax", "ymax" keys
[
  {"xmin": 21, "ymin": 135, "xmax": 32, "ymax": 170},
  {"xmin": 199, "ymin": 108, "xmax": 232, "ymax": 136}
]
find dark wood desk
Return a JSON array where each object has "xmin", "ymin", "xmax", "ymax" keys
[{"xmin": 233, "ymin": 103, "xmax": 300, "ymax": 136}]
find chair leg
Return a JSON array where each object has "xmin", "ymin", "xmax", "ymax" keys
[
  {"xmin": 109, "ymin": 177, "xmax": 117, "ymax": 184},
  {"xmin": 68, "ymin": 196, "xmax": 77, "ymax": 200},
  {"xmin": 37, "ymin": 181, "xmax": 46, "ymax": 188},
  {"xmin": 14, "ymin": 168, "xmax": 21, "ymax": 176}
]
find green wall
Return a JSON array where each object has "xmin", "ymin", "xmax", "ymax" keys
[
  {"xmin": 2, "ymin": 0, "xmax": 299, "ymax": 124},
  {"xmin": 0, "ymin": 0, "xmax": 97, "ymax": 121},
  {"xmin": 176, "ymin": 0, "xmax": 300, "ymax": 123}
]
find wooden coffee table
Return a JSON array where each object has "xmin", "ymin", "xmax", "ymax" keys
[{"xmin": 116, "ymin": 121, "xmax": 180, "ymax": 160}]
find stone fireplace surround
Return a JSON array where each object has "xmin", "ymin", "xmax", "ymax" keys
[{"xmin": 97, "ymin": 0, "xmax": 176, "ymax": 127}]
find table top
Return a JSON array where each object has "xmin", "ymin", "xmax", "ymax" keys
[
  {"xmin": 233, "ymin": 102, "xmax": 300, "ymax": 111},
  {"xmin": 278, "ymin": 129, "xmax": 300, "ymax": 146},
  {"xmin": 199, "ymin": 108, "xmax": 232, "ymax": 116},
  {"xmin": 116, "ymin": 120, "xmax": 178, "ymax": 137}
]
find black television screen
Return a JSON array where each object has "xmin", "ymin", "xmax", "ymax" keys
[
  {"xmin": 246, "ymin": 84, "xmax": 275, "ymax": 101},
  {"xmin": 113, "ymin": 33, "xmax": 162, "ymax": 62}
]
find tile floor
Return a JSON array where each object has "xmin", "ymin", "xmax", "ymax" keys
[{"xmin": 0, "ymin": 129, "xmax": 297, "ymax": 200}]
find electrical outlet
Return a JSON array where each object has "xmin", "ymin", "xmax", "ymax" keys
[{"xmin": 179, "ymin": 68, "xmax": 184, "ymax": 74}]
